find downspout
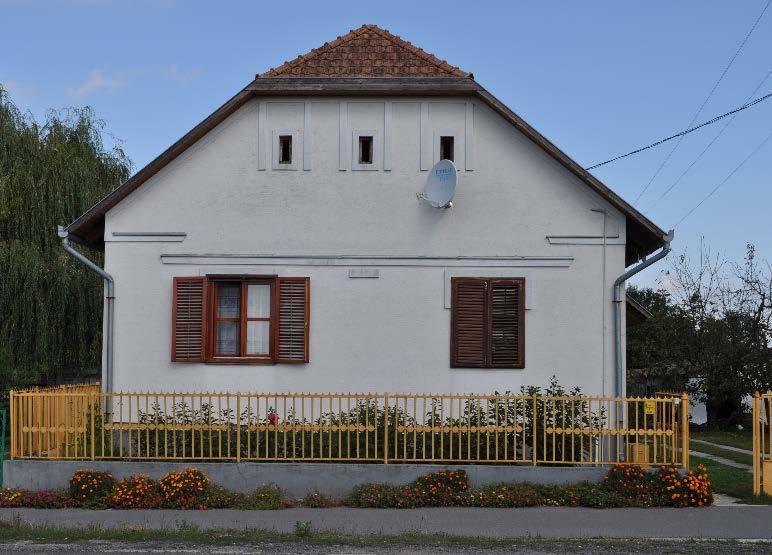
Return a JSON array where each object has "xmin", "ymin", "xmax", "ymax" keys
[
  {"xmin": 58, "ymin": 225, "xmax": 114, "ymax": 396},
  {"xmin": 613, "ymin": 229, "xmax": 674, "ymax": 398}
]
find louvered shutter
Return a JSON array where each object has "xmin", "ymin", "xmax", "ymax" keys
[
  {"xmin": 490, "ymin": 279, "xmax": 524, "ymax": 368},
  {"xmin": 451, "ymin": 278, "xmax": 487, "ymax": 368},
  {"xmin": 171, "ymin": 277, "xmax": 207, "ymax": 362},
  {"xmin": 276, "ymin": 277, "xmax": 309, "ymax": 363}
]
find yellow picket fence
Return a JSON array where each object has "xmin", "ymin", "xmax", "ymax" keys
[
  {"xmin": 10, "ymin": 388, "xmax": 689, "ymax": 466},
  {"xmin": 753, "ymin": 392, "xmax": 772, "ymax": 496}
]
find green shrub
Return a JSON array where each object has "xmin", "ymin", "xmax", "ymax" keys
[
  {"xmin": 302, "ymin": 490, "xmax": 337, "ymax": 508},
  {"xmin": 233, "ymin": 485, "xmax": 290, "ymax": 510}
]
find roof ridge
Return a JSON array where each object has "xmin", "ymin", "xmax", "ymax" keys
[{"xmin": 260, "ymin": 24, "xmax": 470, "ymax": 78}]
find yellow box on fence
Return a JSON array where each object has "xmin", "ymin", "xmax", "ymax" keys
[{"xmin": 627, "ymin": 443, "xmax": 649, "ymax": 466}]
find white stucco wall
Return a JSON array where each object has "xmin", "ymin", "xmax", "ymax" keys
[{"xmin": 104, "ymin": 96, "xmax": 627, "ymax": 396}]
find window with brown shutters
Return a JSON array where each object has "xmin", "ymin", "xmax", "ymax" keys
[
  {"xmin": 172, "ymin": 277, "xmax": 207, "ymax": 362},
  {"xmin": 171, "ymin": 275, "xmax": 309, "ymax": 364},
  {"xmin": 276, "ymin": 277, "xmax": 310, "ymax": 363},
  {"xmin": 450, "ymin": 277, "xmax": 524, "ymax": 368}
]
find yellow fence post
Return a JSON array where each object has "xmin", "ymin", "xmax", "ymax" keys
[
  {"xmin": 383, "ymin": 392, "xmax": 389, "ymax": 464},
  {"xmin": 236, "ymin": 393, "xmax": 241, "ymax": 463},
  {"xmin": 90, "ymin": 392, "xmax": 95, "ymax": 461},
  {"xmin": 753, "ymin": 392, "xmax": 760, "ymax": 496},
  {"xmin": 680, "ymin": 393, "xmax": 689, "ymax": 469},
  {"xmin": 9, "ymin": 390, "xmax": 15, "ymax": 460}
]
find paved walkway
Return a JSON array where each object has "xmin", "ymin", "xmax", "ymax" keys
[
  {"xmin": 691, "ymin": 449, "xmax": 753, "ymax": 472},
  {"xmin": 691, "ymin": 439, "xmax": 753, "ymax": 456},
  {"xmin": 1, "ymin": 506, "xmax": 771, "ymax": 539}
]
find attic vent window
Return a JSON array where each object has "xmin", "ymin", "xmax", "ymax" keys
[
  {"xmin": 279, "ymin": 135, "xmax": 292, "ymax": 164},
  {"xmin": 440, "ymin": 136, "xmax": 454, "ymax": 162},
  {"xmin": 358, "ymin": 136, "xmax": 374, "ymax": 164}
]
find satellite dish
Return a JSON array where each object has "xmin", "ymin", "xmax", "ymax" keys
[{"xmin": 422, "ymin": 159, "xmax": 457, "ymax": 209}]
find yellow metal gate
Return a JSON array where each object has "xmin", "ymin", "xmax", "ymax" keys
[{"xmin": 753, "ymin": 392, "xmax": 772, "ymax": 496}]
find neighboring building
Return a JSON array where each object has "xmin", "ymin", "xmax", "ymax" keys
[{"xmin": 62, "ymin": 24, "xmax": 668, "ymax": 397}]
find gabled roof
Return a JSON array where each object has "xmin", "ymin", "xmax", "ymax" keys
[
  {"xmin": 260, "ymin": 24, "xmax": 469, "ymax": 79},
  {"xmin": 66, "ymin": 24, "xmax": 667, "ymax": 265}
]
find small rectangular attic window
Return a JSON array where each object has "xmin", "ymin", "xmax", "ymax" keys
[
  {"xmin": 440, "ymin": 136, "xmax": 454, "ymax": 162},
  {"xmin": 358, "ymin": 136, "xmax": 374, "ymax": 164},
  {"xmin": 279, "ymin": 135, "xmax": 292, "ymax": 164}
]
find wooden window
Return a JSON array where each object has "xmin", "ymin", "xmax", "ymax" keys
[
  {"xmin": 279, "ymin": 135, "xmax": 292, "ymax": 164},
  {"xmin": 440, "ymin": 136, "xmax": 454, "ymax": 162},
  {"xmin": 171, "ymin": 276, "xmax": 309, "ymax": 364},
  {"xmin": 358, "ymin": 135, "xmax": 373, "ymax": 164},
  {"xmin": 450, "ymin": 277, "xmax": 524, "ymax": 368}
]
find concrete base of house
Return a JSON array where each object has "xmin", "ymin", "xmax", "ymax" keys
[{"xmin": 3, "ymin": 461, "xmax": 609, "ymax": 498}]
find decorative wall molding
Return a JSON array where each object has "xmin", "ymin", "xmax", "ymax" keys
[
  {"xmin": 161, "ymin": 254, "xmax": 573, "ymax": 268},
  {"xmin": 546, "ymin": 235, "xmax": 624, "ymax": 246},
  {"xmin": 109, "ymin": 232, "xmax": 186, "ymax": 243}
]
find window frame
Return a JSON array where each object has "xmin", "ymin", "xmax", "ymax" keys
[
  {"xmin": 206, "ymin": 275, "xmax": 278, "ymax": 364},
  {"xmin": 351, "ymin": 129, "xmax": 380, "ymax": 170},
  {"xmin": 450, "ymin": 277, "xmax": 525, "ymax": 369},
  {"xmin": 440, "ymin": 135, "xmax": 455, "ymax": 162}
]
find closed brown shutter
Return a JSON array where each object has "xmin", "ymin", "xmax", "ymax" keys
[
  {"xmin": 451, "ymin": 278, "xmax": 487, "ymax": 368},
  {"xmin": 490, "ymin": 279, "xmax": 524, "ymax": 368},
  {"xmin": 451, "ymin": 277, "xmax": 525, "ymax": 368},
  {"xmin": 276, "ymin": 277, "xmax": 310, "ymax": 363},
  {"xmin": 171, "ymin": 277, "xmax": 207, "ymax": 362}
]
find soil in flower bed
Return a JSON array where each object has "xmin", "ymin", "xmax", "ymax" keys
[{"xmin": 0, "ymin": 464, "xmax": 713, "ymax": 510}]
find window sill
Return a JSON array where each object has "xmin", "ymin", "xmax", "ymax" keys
[{"xmin": 206, "ymin": 357, "xmax": 276, "ymax": 365}]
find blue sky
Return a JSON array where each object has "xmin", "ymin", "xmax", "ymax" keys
[{"xmin": 2, "ymin": 0, "xmax": 771, "ymax": 287}]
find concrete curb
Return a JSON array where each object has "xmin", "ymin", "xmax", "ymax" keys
[{"xmin": 1, "ymin": 506, "xmax": 771, "ymax": 539}]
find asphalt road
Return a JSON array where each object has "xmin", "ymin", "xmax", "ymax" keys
[{"xmin": 1, "ymin": 506, "xmax": 771, "ymax": 539}]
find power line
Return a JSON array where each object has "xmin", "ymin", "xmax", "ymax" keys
[
  {"xmin": 675, "ymin": 129, "xmax": 772, "ymax": 227},
  {"xmin": 583, "ymin": 90, "xmax": 772, "ymax": 170},
  {"xmin": 632, "ymin": 0, "xmax": 771, "ymax": 203},
  {"xmin": 648, "ymin": 68, "xmax": 772, "ymax": 209}
]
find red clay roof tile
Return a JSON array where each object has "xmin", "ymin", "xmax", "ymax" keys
[{"xmin": 260, "ymin": 24, "xmax": 470, "ymax": 79}]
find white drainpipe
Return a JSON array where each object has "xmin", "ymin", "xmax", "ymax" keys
[
  {"xmin": 613, "ymin": 229, "xmax": 674, "ymax": 397},
  {"xmin": 58, "ymin": 225, "xmax": 114, "ymax": 396}
]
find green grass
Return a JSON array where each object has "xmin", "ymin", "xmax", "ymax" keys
[
  {"xmin": 691, "ymin": 455, "xmax": 772, "ymax": 505},
  {"xmin": 0, "ymin": 521, "xmax": 768, "ymax": 553},
  {"xmin": 691, "ymin": 431, "xmax": 753, "ymax": 451},
  {"xmin": 690, "ymin": 441, "xmax": 754, "ymax": 466}
]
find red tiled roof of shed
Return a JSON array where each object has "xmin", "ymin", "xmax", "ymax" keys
[{"xmin": 260, "ymin": 24, "xmax": 470, "ymax": 79}]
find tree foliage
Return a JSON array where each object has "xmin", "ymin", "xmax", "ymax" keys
[
  {"xmin": 627, "ymin": 243, "xmax": 772, "ymax": 427},
  {"xmin": 0, "ymin": 86, "xmax": 131, "ymax": 390}
]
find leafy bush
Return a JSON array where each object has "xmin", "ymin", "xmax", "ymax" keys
[
  {"xmin": 203, "ymin": 484, "xmax": 241, "ymax": 509},
  {"xmin": 158, "ymin": 468, "xmax": 209, "ymax": 509},
  {"xmin": 458, "ymin": 482, "xmax": 544, "ymax": 508},
  {"xmin": 302, "ymin": 490, "xmax": 337, "ymax": 508},
  {"xmin": 347, "ymin": 470, "xmax": 468, "ymax": 508},
  {"xmin": 108, "ymin": 475, "xmax": 162, "ymax": 509},
  {"xmin": 234, "ymin": 486, "xmax": 291, "ymax": 510},
  {"xmin": 0, "ymin": 488, "xmax": 73, "ymax": 508},
  {"xmin": 69, "ymin": 470, "xmax": 114, "ymax": 506},
  {"xmin": 656, "ymin": 465, "xmax": 713, "ymax": 507}
]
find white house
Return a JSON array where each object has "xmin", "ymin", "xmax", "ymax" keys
[{"xmin": 61, "ymin": 24, "xmax": 669, "ymax": 398}]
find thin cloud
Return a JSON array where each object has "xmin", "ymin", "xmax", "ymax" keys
[
  {"xmin": 68, "ymin": 69, "xmax": 126, "ymax": 98},
  {"xmin": 161, "ymin": 64, "xmax": 202, "ymax": 84}
]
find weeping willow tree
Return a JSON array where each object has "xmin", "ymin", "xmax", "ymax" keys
[{"xmin": 0, "ymin": 86, "xmax": 131, "ymax": 392}]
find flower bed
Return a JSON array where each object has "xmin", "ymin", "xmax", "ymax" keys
[{"xmin": 0, "ymin": 465, "xmax": 712, "ymax": 510}]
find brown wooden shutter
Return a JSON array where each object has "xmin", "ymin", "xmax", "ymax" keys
[
  {"xmin": 171, "ymin": 277, "xmax": 207, "ymax": 362},
  {"xmin": 276, "ymin": 277, "xmax": 309, "ymax": 363},
  {"xmin": 490, "ymin": 279, "xmax": 525, "ymax": 368},
  {"xmin": 451, "ymin": 278, "xmax": 487, "ymax": 368}
]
